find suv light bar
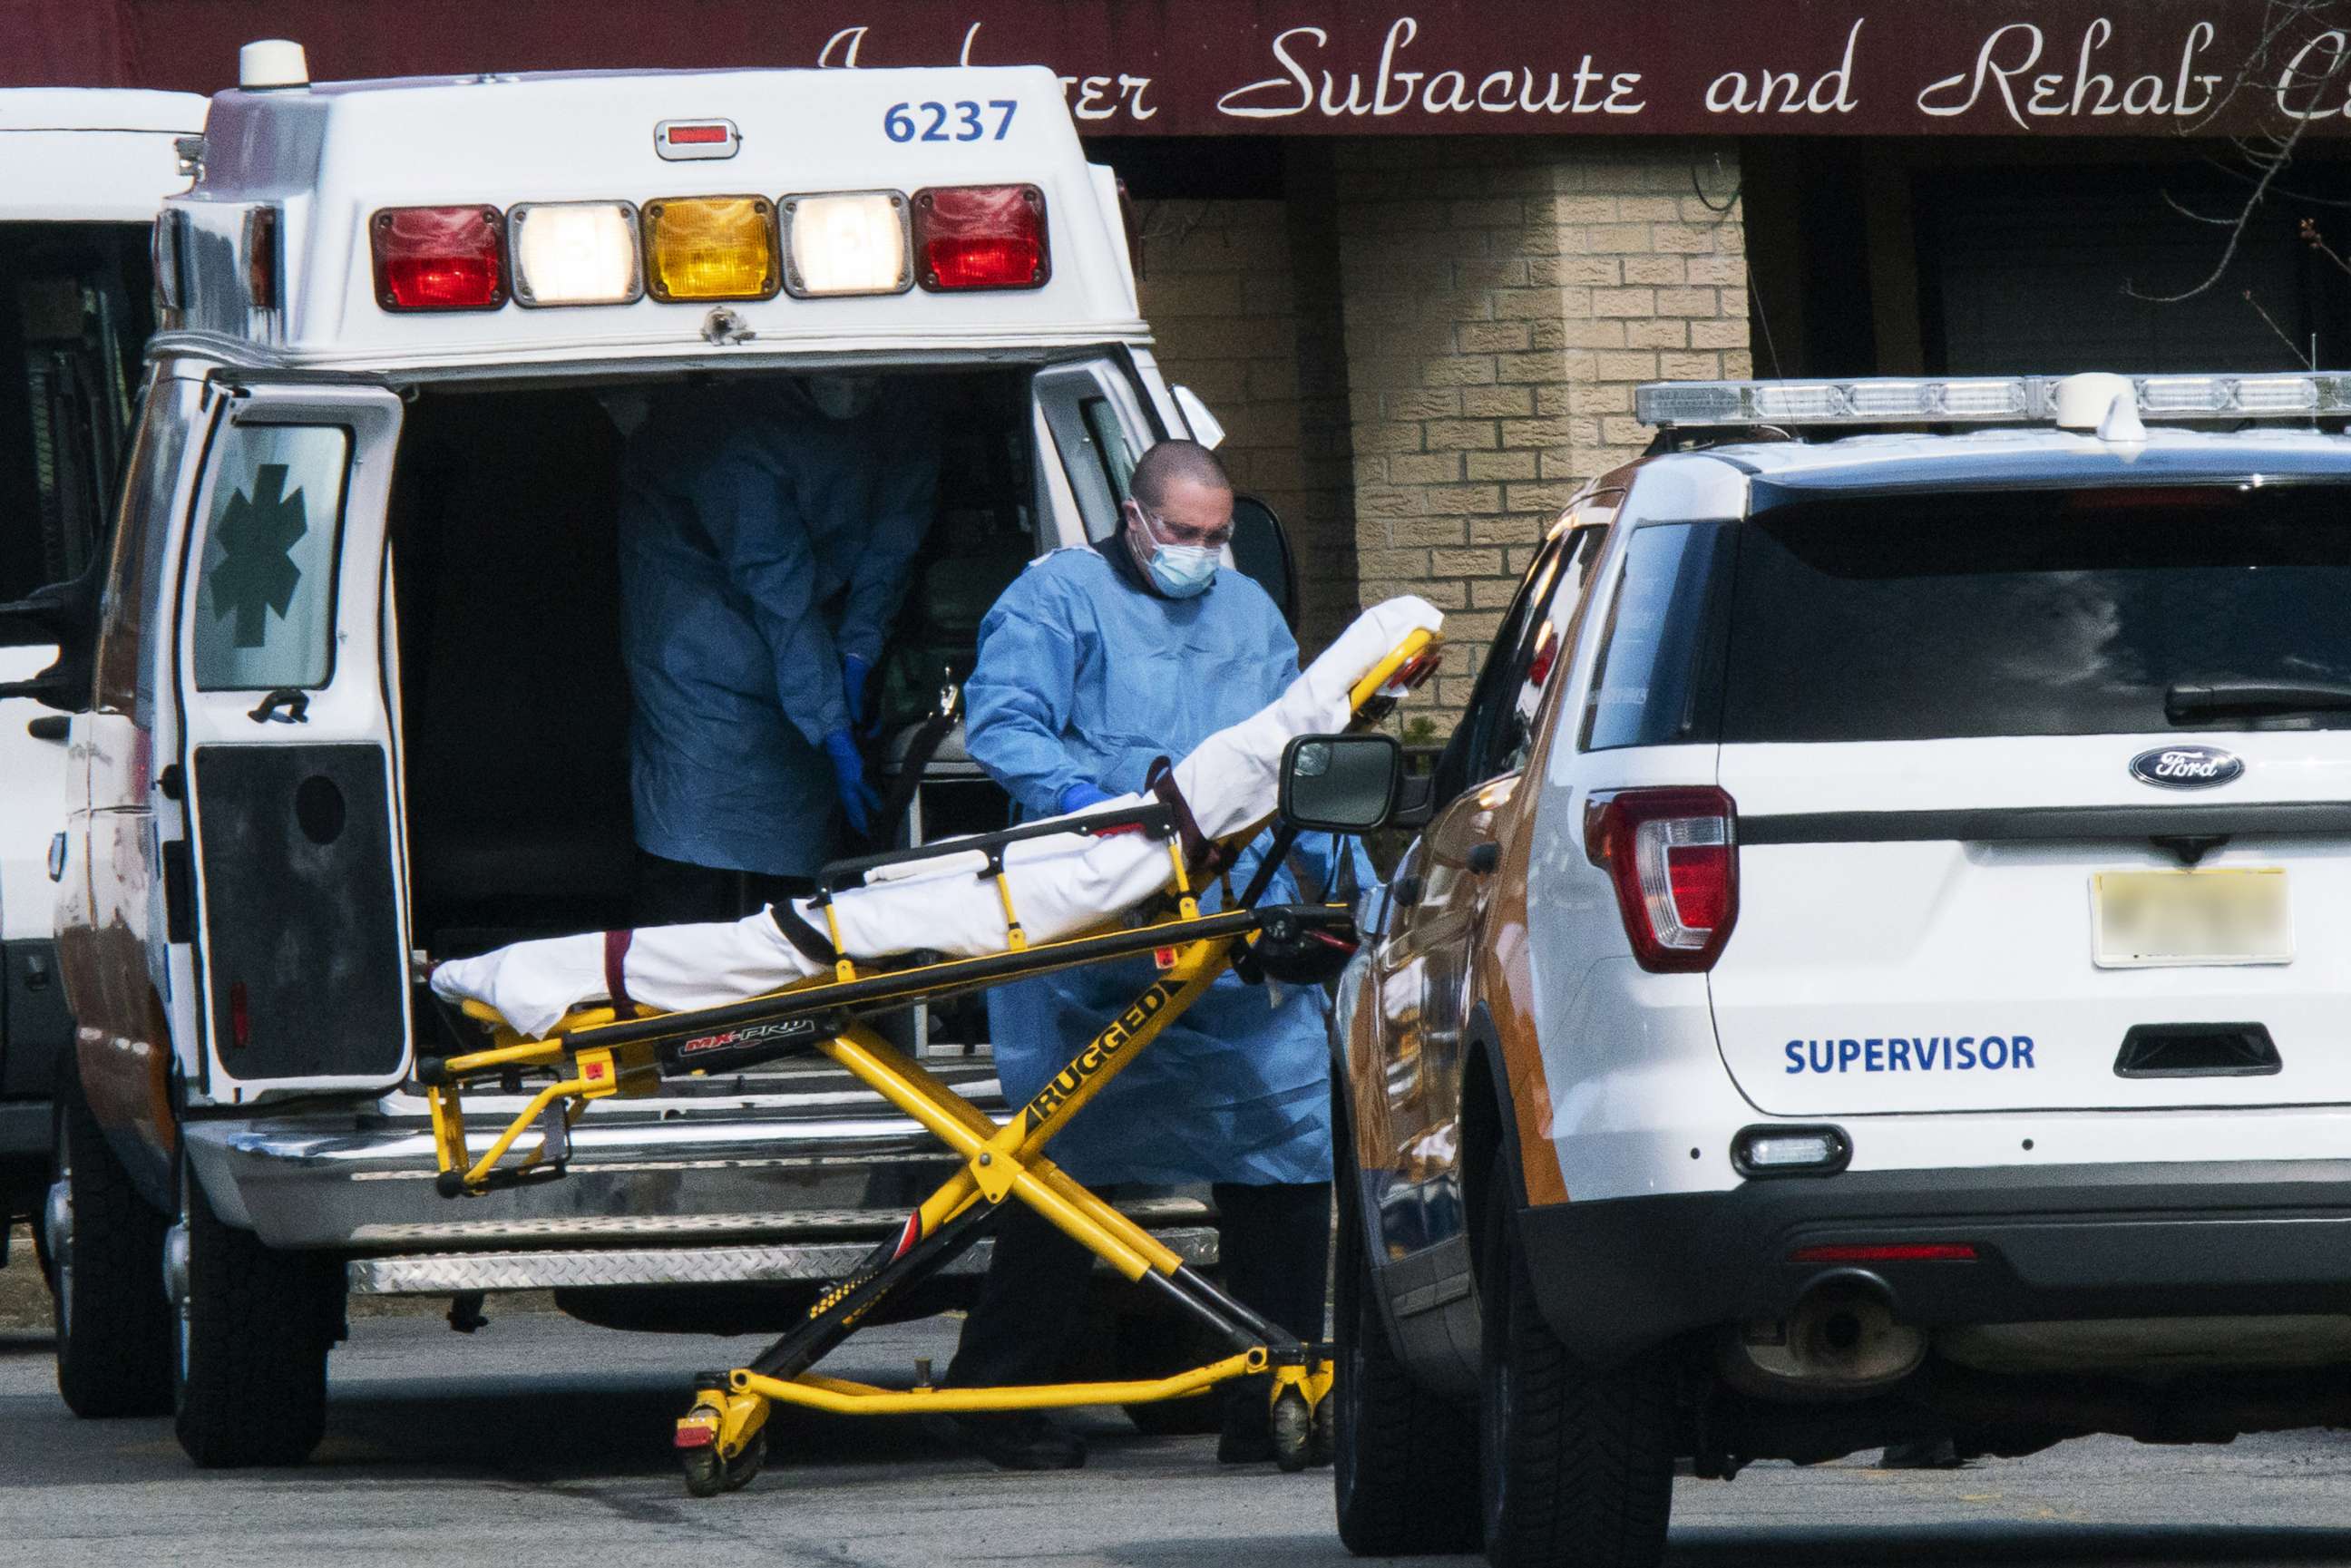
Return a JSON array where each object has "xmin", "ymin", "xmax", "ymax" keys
[{"xmin": 1636, "ymin": 373, "xmax": 2351, "ymax": 430}]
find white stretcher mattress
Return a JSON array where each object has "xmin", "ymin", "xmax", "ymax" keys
[{"xmin": 431, "ymin": 598, "xmax": 1440, "ymax": 1039}]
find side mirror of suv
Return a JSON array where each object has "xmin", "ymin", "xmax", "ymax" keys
[
  {"xmin": 1229, "ymin": 493, "xmax": 1300, "ymax": 633},
  {"xmin": 1279, "ymin": 733, "xmax": 1402, "ymax": 833},
  {"xmin": 0, "ymin": 570, "xmax": 100, "ymax": 714}
]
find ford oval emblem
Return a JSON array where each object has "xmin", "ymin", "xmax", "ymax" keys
[{"xmin": 2129, "ymin": 745, "xmax": 2244, "ymax": 789}]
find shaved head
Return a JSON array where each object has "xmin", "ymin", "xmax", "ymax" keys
[{"xmin": 1129, "ymin": 439, "xmax": 1232, "ymax": 511}]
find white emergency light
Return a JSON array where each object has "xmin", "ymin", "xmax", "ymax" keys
[
  {"xmin": 781, "ymin": 191, "xmax": 912, "ymax": 298},
  {"xmin": 1636, "ymin": 372, "xmax": 2351, "ymax": 430},
  {"xmin": 507, "ymin": 201, "xmax": 642, "ymax": 307},
  {"xmin": 239, "ymin": 39, "xmax": 309, "ymax": 91}
]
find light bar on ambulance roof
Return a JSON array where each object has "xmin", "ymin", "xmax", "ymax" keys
[
  {"xmin": 781, "ymin": 191, "xmax": 912, "ymax": 299},
  {"xmin": 508, "ymin": 201, "xmax": 642, "ymax": 307},
  {"xmin": 642, "ymin": 195, "xmax": 779, "ymax": 302},
  {"xmin": 912, "ymin": 184, "xmax": 1049, "ymax": 291},
  {"xmin": 1637, "ymin": 373, "xmax": 2351, "ymax": 430}
]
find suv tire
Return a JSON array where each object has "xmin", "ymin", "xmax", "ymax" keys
[
  {"xmin": 1331, "ymin": 1142, "xmax": 1481, "ymax": 1554},
  {"xmin": 1478, "ymin": 1162, "xmax": 1674, "ymax": 1568},
  {"xmin": 173, "ymin": 1165, "xmax": 345, "ymax": 1467},
  {"xmin": 49, "ymin": 1073, "xmax": 174, "ymax": 1417}
]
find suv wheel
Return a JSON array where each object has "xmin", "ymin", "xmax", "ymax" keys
[
  {"xmin": 49, "ymin": 1072, "xmax": 173, "ymax": 1417},
  {"xmin": 1332, "ymin": 1135, "xmax": 1479, "ymax": 1554},
  {"xmin": 171, "ymin": 1164, "xmax": 346, "ymax": 1467},
  {"xmin": 1478, "ymin": 1162, "xmax": 1674, "ymax": 1568}
]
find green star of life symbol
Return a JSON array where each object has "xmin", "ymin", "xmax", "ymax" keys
[{"xmin": 210, "ymin": 463, "xmax": 307, "ymax": 648}]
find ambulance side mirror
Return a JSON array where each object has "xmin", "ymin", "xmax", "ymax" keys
[
  {"xmin": 1280, "ymin": 734, "xmax": 1403, "ymax": 834},
  {"xmin": 0, "ymin": 570, "xmax": 100, "ymax": 714},
  {"xmin": 1229, "ymin": 493, "xmax": 1300, "ymax": 632}
]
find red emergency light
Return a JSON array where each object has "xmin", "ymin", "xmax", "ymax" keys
[
  {"xmin": 370, "ymin": 205, "xmax": 508, "ymax": 311},
  {"xmin": 912, "ymin": 184, "xmax": 1049, "ymax": 292}
]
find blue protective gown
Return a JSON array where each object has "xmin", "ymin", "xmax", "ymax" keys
[
  {"xmin": 966, "ymin": 540, "xmax": 1354, "ymax": 1186},
  {"xmin": 618, "ymin": 384, "xmax": 938, "ymax": 877}
]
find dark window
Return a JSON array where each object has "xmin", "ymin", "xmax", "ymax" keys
[
  {"xmin": 1721, "ymin": 485, "xmax": 2351, "ymax": 743},
  {"xmin": 0, "ymin": 222, "xmax": 154, "ymax": 603},
  {"xmin": 1581, "ymin": 521, "xmax": 1734, "ymax": 752},
  {"xmin": 93, "ymin": 377, "xmax": 195, "ymax": 721}
]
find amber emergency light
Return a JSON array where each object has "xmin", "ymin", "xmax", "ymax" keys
[{"xmin": 643, "ymin": 196, "xmax": 780, "ymax": 302}]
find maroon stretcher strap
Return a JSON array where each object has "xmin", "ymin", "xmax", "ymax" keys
[
  {"xmin": 1142, "ymin": 756, "xmax": 1205, "ymax": 861},
  {"xmin": 603, "ymin": 929, "xmax": 638, "ymax": 1018}
]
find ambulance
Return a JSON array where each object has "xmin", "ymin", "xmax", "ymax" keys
[
  {"xmin": 0, "ymin": 86, "xmax": 202, "ymax": 1276},
  {"xmin": 4, "ymin": 43, "xmax": 1294, "ymax": 1466}
]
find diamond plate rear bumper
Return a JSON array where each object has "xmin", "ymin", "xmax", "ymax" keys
[
  {"xmin": 346, "ymin": 1226, "xmax": 1220, "ymax": 1294},
  {"xmin": 183, "ymin": 1061, "xmax": 1037, "ymax": 1251}
]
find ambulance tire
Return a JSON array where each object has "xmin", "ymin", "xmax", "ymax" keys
[
  {"xmin": 1331, "ymin": 1128, "xmax": 1479, "ymax": 1555},
  {"xmin": 173, "ymin": 1166, "xmax": 345, "ymax": 1467},
  {"xmin": 1477, "ymin": 1161, "xmax": 1674, "ymax": 1568},
  {"xmin": 49, "ymin": 1073, "xmax": 174, "ymax": 1417}
]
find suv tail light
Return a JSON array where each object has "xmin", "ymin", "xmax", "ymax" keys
[{"xmin": 1583, "ymin": 786, "xmax": 1738, "ymax": 971}]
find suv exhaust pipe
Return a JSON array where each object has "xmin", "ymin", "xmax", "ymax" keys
[{"xmin": 1721, "ymin": 1271, "xmax": 1927, "ymax": 1399}]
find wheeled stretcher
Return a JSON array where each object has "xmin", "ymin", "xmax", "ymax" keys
[{"xmin": 416, "ymin": 603, "xmax": 1441, "ymax": 1495}]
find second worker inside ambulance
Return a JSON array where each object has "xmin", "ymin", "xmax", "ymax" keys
[
  {"xmin": 617, "ymin": 375, "xmax": 940, "ymax": 923},
  {"xmin": 938, "ymin": 439, "xmax": 1363, "ymax": 1471}
]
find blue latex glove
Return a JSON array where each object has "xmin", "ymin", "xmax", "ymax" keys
[
  {"xmin": 842, "ymin": 653, "xmax": 873, "ymax": 730},
  {"xmin": 1058, "ymin": 781, "xmax": 1115, "ymax": 816},
  {"xmin": 824, "ymin": 728, "xmax": 880, "ymax": 836}
]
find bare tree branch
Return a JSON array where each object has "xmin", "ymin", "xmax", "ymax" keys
[
  {"xmin": 2144, "ymin": 1, "xmax": 2351, "ymax": 301},
  {"xmin": 2244, "ymin": 288, "xmax": 2317, "ymax": 365}
]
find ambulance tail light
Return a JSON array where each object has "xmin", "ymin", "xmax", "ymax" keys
[
  {"xmin": 642, "ymin": 195, "xmax": 779, "ymax": 302},
  {"xmin": 912, "ymin": 184, "xmax": 1048, "ymax": 291},
  {"xmin": 509, "ymin": 201, "xmax": 642, "ymax": 307},
  {"xmin": 244, "ymin": 206, "xmax": 280, "ymax": 310},
  {"xmin": 370, "ymin": 205, "xmax": 507, "ymax": 311},
  {"xmin": 1584, "ymin": 786, "xmax": 1738, "ymax": 972},
  {"xmin": 782, "ymin": 191, "xmax": 911, "ymax": 298}
]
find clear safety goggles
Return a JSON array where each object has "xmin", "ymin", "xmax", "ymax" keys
[{"xmin": 1129, "ymin": 499, "xmax": 1233, "ymax": 551}]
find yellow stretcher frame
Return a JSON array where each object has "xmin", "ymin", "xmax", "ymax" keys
[{"xmin": 417, "ymin": 628, "xmax": 1439, "ymax": 1495}]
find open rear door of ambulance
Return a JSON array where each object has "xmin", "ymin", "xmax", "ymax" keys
[{"xmin": 172, "ymin": 384, "xmax": 409, "ymax": 1100}]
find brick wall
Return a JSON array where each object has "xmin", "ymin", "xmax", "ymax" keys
[
  {"xmin": 1330, "ymin": 140, "xmax": 1751, "ymax": 721},
  {"xmin": 1134, "ymin": 197, "xmax": 1359, "ymax": 655}
]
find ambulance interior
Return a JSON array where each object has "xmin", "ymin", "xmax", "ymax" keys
[{"xmin": 390, "ymin": 366, "xmax": 1068, "ymax": 1006}]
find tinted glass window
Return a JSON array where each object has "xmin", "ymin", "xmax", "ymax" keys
[
  {"xmin": 1081, "ymin": 396, "xmax": 1136, "ymax": 503},
  {"xmin": 1581, "ymin": 521, "xmax": 1733, "ymax": 751},
  {"xmin": 191, "ymin": 422, "xmax": 349, "ymax": 692},
  {"xmin": 1499, "ymin": 524, "xmax": 1611, "ymax": 774},
  {"xmin": 94, "ymin": 377, "xmax": 195, "ymax": 721},
  {"xmin": 1722, "ymin": 486, "xmax": 2351, "ymax": 742}
]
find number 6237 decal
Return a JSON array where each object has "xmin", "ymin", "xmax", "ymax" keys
[{"xmin": 885, "ymin": 100, "xmax": 1018, "ymax": 142}]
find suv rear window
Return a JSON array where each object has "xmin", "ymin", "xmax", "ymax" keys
[{"xmin": 1722, "ymin": 484, "xmax": 2351, "ymax": 742}]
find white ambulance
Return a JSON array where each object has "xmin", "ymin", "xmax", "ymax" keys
[
  {"xmin": 0, "ymin": 86, "xmax": 202, "ymax": 1271},
  {"xmin": 5, "ymin": 44, "xmax": 1290, "ymax": 1466}
]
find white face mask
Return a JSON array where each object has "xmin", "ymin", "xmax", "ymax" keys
[
  {"xmin": 807, "ymin": 375, "xmax": 881, "ymax": 420},
  {"xmin": 1128, "ymin": 502, "xmax": 1224, "ymax": 599}
]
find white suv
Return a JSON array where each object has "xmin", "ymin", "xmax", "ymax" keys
[{"xmin": 1329, "ymin": 371, "xmax": 2351, "ymax": 1567}]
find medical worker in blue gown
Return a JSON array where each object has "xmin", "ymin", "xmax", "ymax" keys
[
  {"xmin": 939, "ymin": 439, "xmax": 1362, "ymax": 1472},
  {"xmin": 618, "ymin": 375, "xmax": 937, "ymax": 923}
]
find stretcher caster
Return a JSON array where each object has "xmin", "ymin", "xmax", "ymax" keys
[
  {"xmin": 680, "ymin": 1427, "xmax": 766, "ymax": 1497},
  {"xmin": 1270, "ymin": 1386, "xmax": 1313, "ymax": 1474},
  {"xmin": 1310, "ymin": 1382, "xmax": 1336, "ymax": 1468}
]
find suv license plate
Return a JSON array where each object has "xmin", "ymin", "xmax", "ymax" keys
[{"xmin": 2092, "ymin": 868, "xmax": 2293, "ymax": 969}]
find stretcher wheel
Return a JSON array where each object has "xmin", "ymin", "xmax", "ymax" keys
[
  {"xmin": 681, "ymin": 1428, "xmax": 767, "ymax": 1497},
  {"xmin": 1310, "ymin": 1382, "xmax": 1336, "ymax": 1468},
  {"xmin": 1270, "ymin": 1387, "xmax": 1312, "ymax": 1474}
]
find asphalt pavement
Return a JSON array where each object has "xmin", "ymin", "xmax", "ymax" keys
[{"xmin": 3, "ymin": 1300, "xmax": 2351, "ymax": 1567}]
